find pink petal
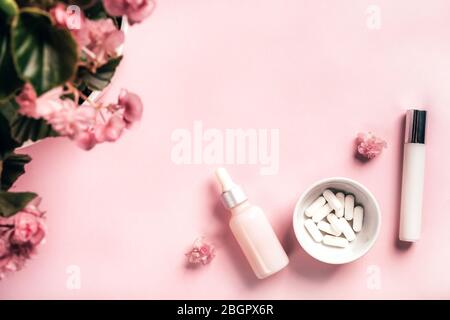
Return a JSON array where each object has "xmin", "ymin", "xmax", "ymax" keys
[
  {"xmin": 103, "ymin": 0, "xmax": 156, "ymax": 25},
  {"xmin": 118, "ymin": 89, "xmax": 143, "ymax": 126},
  {"xmin": 185, "ymin": 237, "xmax": 215, "ymax": 266},
  {"xmin": 16, "ymin": 83, "xmax": 38, "ymax": 118},
  {"xmin": 75, "ymin": 131, "xmax": 97, "ymax": 150},
  {"xmin": 126, "ymin": 0, "xmax": 156, "ymax": 25},
  {"xmin": 104, "ymin": 30, "xmax": 125, "ymax": 55},
  {"xmin": 355, "ymin": 132, "xmax": 387, "ymax": 160},
  {"xmin": 103, "ymin": 0, "xmax": 127, "ymax": 17},
  {"xmin": 104, "ymin": 115, "xmax": 126, "ymax": 142}
]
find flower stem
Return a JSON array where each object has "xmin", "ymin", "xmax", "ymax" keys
[
  {"xmin": 81, "ymin": 47, "xmax": 99, "ymax": 71},
  {"xmin": 82, "ymin": 47, "xmax": 97, "ymax": 60}
]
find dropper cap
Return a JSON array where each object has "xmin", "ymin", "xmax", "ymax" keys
[
  {"xmin": 405, "ymin": 109, "xmax": 427, "ymax": 144},
  {"xmin": 215, "ymin": 168, "xmax": 248, "ymax": 209}
]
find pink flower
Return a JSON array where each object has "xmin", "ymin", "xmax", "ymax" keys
[
  {"xmin": 185, "ymin": 237, "xmax": 215, "ymax": 266},
  {"xmin": 14, "ymin": 85, "xmax": 101, "ymax": 150},
  {"xmin": 83, "ymin": 18, "xmax": 124, "ymax": 65},
  {"xmin": 52, "ymin": 11, "xmax": 123, "ymax": 65},
  {"xmin": 0, "ymin": 197, "xmax": 46, "ymax": 280},
  {"xmin": 12, "ymin": 198, "xmax": 46, "ymax": 246},
  {"xmin": 16, "ymin": 83, "xmax": 38, "ymax": 118},
  {"xmin": 356, "ymin": 132, "xmax": 387, "ymax": 160},
  {"xmin": 50, "ymin": 3, "xmax": 67, "ymax": 27},
  {"xmin": 16, "ymin": 84, "xmax": 66, "ymax": 120},
  {"xmin": 75, "ymin": 131, "xmax": 97, "ymax": 150},
  {"xmin": 35, "ymin": 87, "xmax": 66, "ymax": 117},
  {"xmin": 0, "ymin": 239, "xmax": 8, "ymax": 257},
  {"xmin": 118, "ymin": 89, "xmax": 143, "ymax": 127},
  {"xmin": 0, "ymin": 255, "xmax": 27, "ymax": 280},
  {"xmin": 50, "ymin": 3, "xmax": 88, "ymax": 47},
  {"xmin": 104, "ymin": 0, "xmax": 156, "ymax": 25},
  {"xmin": 46, "ymin": 103, "xmax": 96, "ymax": 138},
  {"xmin": 95, "ymin": 115, "xmax": 126, "ymax": 142},
  {"xmin": 13, "ymin": 213, "xmax": 45, "ymax": 246},
  {"xmin": 22, "ymin": 197, "xmax": 43, "ymax": 217}
]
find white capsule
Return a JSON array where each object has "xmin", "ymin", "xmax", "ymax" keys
[
  {"xmin": 326, "ymin": 214, "xmax": 343, "ymax": 235},
  {"xmin": 305, "ymin": 196, "xmax": 326, "ymax": 217},
  {"xmin": 323, "ymin": 235, "xmax": 349, "ymax": 248},
  {"xmin": 304, "ymin": 219, "xmax": 323, "ymax": 242},
  {"xmin": 344, "ymin": 194, "xmax": 355, "ymax": 220},
  {"xmin": 335, "ymin": 192, "xmax": 345, "ymax": 218},
  {"xmin": 338, "ymin": 217, "xmax": 356, "ymax": 241},
  {"xmin": 312, "ymin": 203, "xmax": 333, "ymax": 223},
  {"xmin": 353, "ymin": 206, "xmax": 364, "ymax": 232},
  {"xmin": 323, "ymin": 189, "xmax": 342, "ymax": 212},
  {"xmin": 317, "ymin": 220, "xmax": 341, "ymax": 236}
]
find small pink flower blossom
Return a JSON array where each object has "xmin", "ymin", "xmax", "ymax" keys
[
  {"xmin": 16, "ymin": 83, "xmax": 38, "ymax": 118},
  {"xmin": 22, "ymin": 196, "xmax": 43, "ymax": 217},
  {"xmin": 356, "ymin": 132, "xmax": 387, "ymax": 160},
  {"xmin": 95, "ymin": 115, "xmax": 126, "ymax": 142},
  {"xmin": 46, "ymin": 103, "xmax": 96, "ymax": 138},
  {"xmin": 13, "ymin": 212, "xmax": 46, "ymax": 246},
  {"xmin": 118, "ymin": 89, "xmax": 143, "ymax": 127},
  {"xmin": 83, "ymin": 18, "xmax": 124, "ymax": 65},
  {"xmin": 185, "ymin": 238, "xmax": 215, "ymax": 266},
  {"xmin": 50, "ymin": 3, "xmax": 88, "ymax": 47},
  {"xmin": 0, "ymin": 256, "xmax": 27, "ymax": 280},
  {"xmin": 0, "ymin": 238, "xmax": 8, "ymax": 257},
  {"xmin": 0, "ymin": 198, "xmax": 46, "ymax": 280},
  {"xmin": 104, "ymin": 0, "xmax": 156, "ymax": 25},
  {"xmin": 75, "ymin": 131, "xmax": 97, "ymax": 151},
  {"xmin": 15, "ymin": 84, "xmax": 143, "ymax": 150},
  {"xmin": 16, "ymin": 84, "xmax": 65, "ymax": 119},
  {"xmin": 34, "ymin": 87, "xmax": 66, "ymax": 117},
  {"xmin": 51, "ymin": 7, "xmax": 123, "ymax": 65},
  {"xmin": 50, "ymin": 3, "xmax": 72, "ymax": 29}
]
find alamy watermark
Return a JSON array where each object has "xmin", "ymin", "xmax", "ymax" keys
[
  {"xmin": 66, "ymin": 265, "xmax": 81, "ymax": 290},
  {"xmin": 65, "ymin": 5, "xmax": 82, "ymax": 30},
  {"xmin": 366, "ymin": 5, "xmax": 382, "ymax": 30},
  {"xmin": 366, "ymin": 264, "xmax": 381, "ymax": 290},
  {"xmin": 171, "ymin": 121, "xmax": 279, "ymax": 175}
]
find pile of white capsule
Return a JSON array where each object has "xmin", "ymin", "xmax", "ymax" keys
[{"xmin": 303, "ymin": 189, "xmax": 364, "ymax": 248}]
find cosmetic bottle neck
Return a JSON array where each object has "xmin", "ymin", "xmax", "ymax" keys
[{"xmin": 230, "ymin": 200, "xmax": 251, "ymax": 215}]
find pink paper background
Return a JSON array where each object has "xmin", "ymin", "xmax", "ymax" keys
[{"xmin": 2, "ymin": 0, "xmax": 450, "ymax": 299}]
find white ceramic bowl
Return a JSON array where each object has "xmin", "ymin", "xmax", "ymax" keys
[{"xmin": 293, "ymin": 177, "xmax": 381, "ymax": 264}]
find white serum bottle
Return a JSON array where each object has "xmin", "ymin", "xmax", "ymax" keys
[
  {"xmin": 215, "ymin": 168, "xmax": 289, "ymax": 279},
  {"xmin": 399, "ymin": 109, "xmax": 427, "ymax": 242}
]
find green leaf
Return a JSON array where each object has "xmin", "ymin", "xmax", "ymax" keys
[
  {"xmin": 79, "ymin": 0, "xmax": 109, "ymax": 20},
  {"xmin": 0, "ymin": 99, "xmax": 58, "ymax": 146},
  {"xmin": 0, "ymin": 111, "xmax": 20, "ymax": 159},
  {"xmin": 15, "ymin": 1, "xmax": 56, "ymax": 10},
  {"xmin": 77, "ymin": 56, "xmax": 123, "ymax": 91},
  {"xmin": 11, "ymin": 8, "xmax": 79, "ymax": 95},
  {"xmin": 11, "ymin": 114, "xmax": 59, "ymax": 143},
  {"xmin": 0, "ymin": 100, "xmax": 21, "ymax": 159},
  {"xmin": 64, "ymin": 0, "xmax": 101, "ymax": 11},
  {"xmin": 0, "ymin": 191, "xmax": 37, "ymax": 217},
  {"xmin": 1, "ymin": 153, "xmax": 31, "ymax": 190},
  {"xmin": 0, "ymin": 4, "xmax": 24, "ymax": 101},
  {"xmin": 0, "ymin": 97, "xmax": 18, "ymax": 119},
  {"xmin": 0, "ymin": 0, "xmax": 18, "ymax": 21}
]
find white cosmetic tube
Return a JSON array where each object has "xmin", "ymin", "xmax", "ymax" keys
[{"xmin": 399, "ymin": 109, "xmax": 427, "ymax": 242}]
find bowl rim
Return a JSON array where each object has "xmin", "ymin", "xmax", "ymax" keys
[{"xmin": 292, "ymin": 176, "xmax": 382, "ymax": 264}]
